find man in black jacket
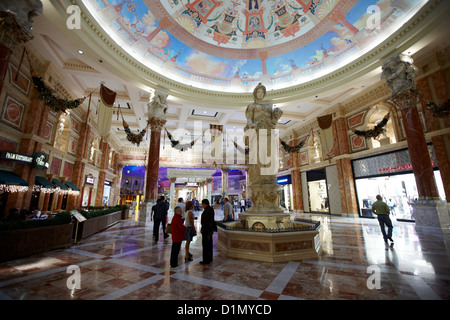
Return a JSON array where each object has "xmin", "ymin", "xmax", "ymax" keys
[
  {"xmin": 200, "ymin": 199, "xmax": 215, "ymax": 264},
  {"xmin": 153, "ymin": 196, "xmax": 169, "ymax": 243}
]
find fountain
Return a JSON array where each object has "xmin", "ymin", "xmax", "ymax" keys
[{"xmin": 216, "ymin": 83, "xmax": 323, "ymax": 262}]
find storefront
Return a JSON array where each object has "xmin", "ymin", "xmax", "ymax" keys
[
  {"xmin": 277, "ymin": 174, "xmax": 292, "ymax": 211},
  {"xmin": 352, "ymin": 146, "xmax": 445, "ymax": 221},
  {"xmin": 103, "ymin": 180, "xmax": 111, "ymax": 206},
  {"xmin": 81, "ymin": 174, "xmax": 96, "ymax": 206},
  {"xmin": 306, "ymin": 169, "xmax": 329, "ymax": 213}
]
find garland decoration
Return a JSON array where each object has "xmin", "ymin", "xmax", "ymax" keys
[
  {"xmin": 280, "ymin": 139, "xmax": 305, "ymax": 153},
  {"xmin": 165, "ymin": 128, "xmax": 196, "ymax": 151},
  {"xmin": 426, "ymin": 100, "xmax": 450, "ymax": 118},
  {"xmin": 31, "ymin": 76, "xmax": 85, "ymax": 112},
  {"xmin": 123, "ymin": 119, "xmax": 147, "ymax": 147},
  {"xmin": 117, "ymin": 104, "xmax": 148, "ymax": 147},
  {"xmin": 353, "ymin": 113, "xmax": 390, "ymax": 139}
]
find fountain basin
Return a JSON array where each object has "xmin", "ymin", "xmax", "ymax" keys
[{"xmin": 216, "ymin": 219, "xmax": 322, "ymax": 263}]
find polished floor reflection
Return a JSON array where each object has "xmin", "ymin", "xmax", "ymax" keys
[{"xmin": 0, "ymin": 210, "xmax": 449, "ymax": 300}]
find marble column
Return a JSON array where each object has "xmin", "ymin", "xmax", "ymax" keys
[
  {"xmin": 169, "ymin": 177, "xmax": 176, "ymax": 210},
  {"xmin": 42, "ymin": 192, "xmax": 50, "ymax": 214},
  {"xmin": 289, "ymin": 139, "xmax": 303, "ymax": 212},
  {"xmin": 393, "ymin": 89, "xmax": 439, "ymax": 199},
  {"xmin": 221, "ymin": 168, "xmax": 229, "ymax": 198},
  {"xmin": 0, "ymin": 3, "xmax": 36, "ymax": 95},
  {"xmin": 336, "ymin": 157, "xmax": 358, "ymax": 215},
  {"xmin": 140, "ymin": 112, "xmax": 166, "ymax": 225},
  {"xmin": 418, "ymin": 73, "xmax": 450, "ymax": 202},
  {"xmin": 206, "ymin": 178, "xmax": 213, "ymax": 203},
  {"xmin": 140, "ymin": 126, "xmax": 163, "ymax": 224},
  {"xmin": 144, "ymin": 127, "xmax": 163, "ymax": 202},
  {"xmin": 382, "ymin": 55, "xmax": 448, "ymax": 233}
]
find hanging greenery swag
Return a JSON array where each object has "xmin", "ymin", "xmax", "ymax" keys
[
  {"xmin": 165, "ymin": 128, "xmax": 197, "ymax": 151},
  {"xmin": 163, "ymin": 128, "xmax": 307, "ymax": 154},
  {"xmin": 117, "ymin": 105, "xmax": 148, "ymax": 147},
  {"xmin": 31, "ymin": 76, "xmax": 86, "ymax": 112},
  {"xmin": 353, "ymin": 113, "xmax": 390, "ymax": 139},
  {"xmin": 280, "ymin": 139, "xmax": 305, "ymax": 153},
  {"xmin": 19, "ymin": 48, "xmax": 87, "ymax": 112},
  {"xmin": 426, "ymin": 100, "xmax": 450, "ymax": 118}
]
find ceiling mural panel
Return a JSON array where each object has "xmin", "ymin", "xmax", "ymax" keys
[{"xmin": 83, "ymin": 0, "xmax": 426, "ymax": 91}]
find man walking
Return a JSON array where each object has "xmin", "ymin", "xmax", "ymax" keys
[
  {"xmin": 222, "ymin": 197, "xmax": 234, "ymax": 222},
  {"xmin": 153, "ymin": 196, "xmax": 169, "ymax": 243},
  {"xmin": 200, "ymin": 199, "xmax": 215, "ymax": 264},
  {"xmin": 371, "ymin": 195, "xmax": 394, "ymax": 247}
]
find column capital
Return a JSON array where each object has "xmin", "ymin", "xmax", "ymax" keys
[
  {"xmin": 169, "ymin": 177, "xmax": 177, "ymax": 183},
  {"xmin": 392, "ymin": 89, "xmax": 419, "ymax": 110},
  {"xmin": 148, "ymin": 117, "xmax": 167, "ymax": 132}
]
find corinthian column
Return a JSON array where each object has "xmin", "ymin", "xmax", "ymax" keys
[
  {"xmin": 381, "ymin": 55, "xmax": 448, "ymax": 233},
  {"xmin": 393, "ymin": 89, "xmax": 439, "ymax": 199},
  {"xmin": 0, "ymin": 1, "xmax": 41, "ymax": 94},
  {"xmin": 139, "ymin": 91, "xmax": 168, "ymax": 225}
]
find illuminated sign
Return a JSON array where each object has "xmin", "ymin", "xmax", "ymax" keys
[
  {"xmin": 0, "ymin": 151, "xmax": 49, "ymax": 169},
  {"xmin": 276, "ymin": 175, "xmax": 291, "ymax": 185},
  {"xmin": 85, "ymin": 175, "xmax": 95, "ymax": 185}
]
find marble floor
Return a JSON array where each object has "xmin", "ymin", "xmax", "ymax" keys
[{"xmin": 0, "ymin": 210, "xmax": 449, "ymax": 302}]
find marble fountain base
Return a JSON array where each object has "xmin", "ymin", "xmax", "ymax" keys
[{"xmin": 216, "ymin": 212, "xmax": 322, "ymax": 263}]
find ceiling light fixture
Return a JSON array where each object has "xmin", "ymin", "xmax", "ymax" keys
[{"xmin": 78, "ymin": 50, "xmax": 84, "ymax": 54}]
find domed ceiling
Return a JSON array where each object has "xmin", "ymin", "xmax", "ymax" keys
[{"xmin": 82, "ymin": 0, "xmax": 425, "ymax": 92}]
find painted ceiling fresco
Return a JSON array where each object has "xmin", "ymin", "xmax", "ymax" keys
[{"xmin": 84, "ymin": 0, "xmax": 425, "ymax": 91}]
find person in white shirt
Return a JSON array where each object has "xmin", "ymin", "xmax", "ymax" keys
[{"xmin": 240, "ymin": 198, "xmax": 246, "ymax": 212}]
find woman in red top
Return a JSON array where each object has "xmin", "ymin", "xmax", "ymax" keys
[{"xmin": 170, "ymin": 206, "xmax": 186, "ymax": 269}]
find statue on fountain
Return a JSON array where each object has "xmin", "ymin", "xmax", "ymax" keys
[{"xmin": 243, "ymin": 83, "xmax": 285, "ymax": 224}]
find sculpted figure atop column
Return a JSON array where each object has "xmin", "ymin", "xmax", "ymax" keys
[
  {"xmin": 245, "ymin": 83, "xmax": 282, "ymax": 130},
  {"xmin": 147, "ymin": 90, "xmax": 168, "ymax": 131},
  {"xmin": 381, "ymin": 54, "xmax": 419, "ymax": 108}
]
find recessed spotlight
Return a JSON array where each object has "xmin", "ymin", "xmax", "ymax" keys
[{"xmin": 78, "ymin": 50, "xmax": 84, "ymax": 55}]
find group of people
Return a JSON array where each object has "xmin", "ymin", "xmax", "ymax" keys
[
  {"xmin": 223, "ymin": 198, "xmax": 250, "ymax": 213},
  {"xmin": 151, "ymin": 196, "xmax": 216, "ymax": 269},
  {"xmin": 151, "ymin": 192, "xmax": 395, "ymax": 269},
  {"xmin": 1, "ymin": 207, "xmax": 43, "ymax": 221}
]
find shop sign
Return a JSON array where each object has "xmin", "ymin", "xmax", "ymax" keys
[
  {"xmin": 0, "ymin": 151, "xmax": 49, "ymax": 169},
  {"xmin": 277, "ymin": 175, "xmax": 291, "ymax": 185},
  {"xmin": 1, "ymin": 151, "xmax": 33, "ymax": 163},
  {"xmin": 353, "ymin": 146, "xmax": 437, "ymax": 178},
  {"xmin": 85, "ymin": 175, "xmax": 95, "ymax": 185},
  {"xmin": 32, "ymin": 152, "xmax": 49, "ymax": 170}
]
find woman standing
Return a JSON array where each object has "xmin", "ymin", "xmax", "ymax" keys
[
  {"xmin": 184, "ymin": 201, "xmax": 196, "ymax": 262},
  {"xmin": 170, "ymin": 206, "xmax": 186, "ymax": 269}
]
